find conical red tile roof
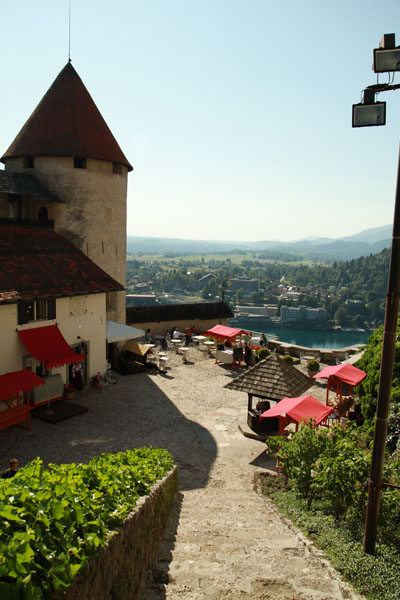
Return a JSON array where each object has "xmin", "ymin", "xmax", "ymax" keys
[{"xmin": 1, "ymin": 62, "xmax": 132, "ymax": 171}]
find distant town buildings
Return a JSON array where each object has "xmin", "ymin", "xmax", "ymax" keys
[
  {"xmin": 126, "ymin": 294, "xmax": 157, "ymax": 307},
  {"xmin": 280, "ymin": 305, "xmax": 327, "ymax": 327},
  {"xmin": 229, "ymin": 277, "xmax": 260, "ymax": 295}
]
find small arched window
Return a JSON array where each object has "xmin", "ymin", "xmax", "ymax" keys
[{"xmin": 38, "ymin": 206, "xmax": 48, "ymax": 224}]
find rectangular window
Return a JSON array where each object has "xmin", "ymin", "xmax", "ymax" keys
[
  {"xmin": 8, "ymin": 197, "xmax": 16, "ymax": 219},
  {"xmin": 17, "ymin": 298, "xmax": 56, "ymax": 325},
  {"xmin": 112, "ymin": 162, "xmax": 122, "ymax": 174},
  {"xmin": 22, "ymin": 156, "xmax": 34, "ymax": 168},
  {"xmin": 74, "ymin": 157, "xmax": 87, "ymax": 169}
]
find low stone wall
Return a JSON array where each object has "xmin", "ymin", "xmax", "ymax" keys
[
  {"xmin": 64, "ymin": 466, "xmax": 178, "ymax": 600},
  {"xmin": 267, "ymin": 339, "xmax": 361, "ymax": 364}
]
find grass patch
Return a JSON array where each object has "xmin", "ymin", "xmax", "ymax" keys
[{"xmin": 257, "ymin": 473, "xmax": 400, "ymax": 600}]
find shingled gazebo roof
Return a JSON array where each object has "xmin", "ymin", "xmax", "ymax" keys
[{"xmin": 225, "ymin": 353, "xmax": 312, "ymax": 402}]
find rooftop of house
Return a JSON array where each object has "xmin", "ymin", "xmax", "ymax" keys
[
  {"xmin": 225, "ymin": 353, "xmax": 312, "ymax": 401},
  {"xmin": 1, "ymin": 62, "xmax": 132, "ymax": 171},
  {"xmin": 126, "ymin": 301, "xmax": 234, "ymax": 324},
  {"xmin": 0, "ymin": 170, "xmax": 64, "ymax": 203},
  {"xmin": 0, "ymin": 224, "xmax": 123, "ymax": 301}
]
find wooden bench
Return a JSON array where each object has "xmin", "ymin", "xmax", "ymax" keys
[{"xmin": 0, "ymin": 395, "xmax": 31, "ymax": 430}]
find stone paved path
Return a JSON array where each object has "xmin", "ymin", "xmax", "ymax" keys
[
  {"xmin": 142, "ymin": 352, "xmax": 364, "ymax": 600},
  {"xmin": 0, "ymin": 346, "xmax": 365, "ymax": 600}
]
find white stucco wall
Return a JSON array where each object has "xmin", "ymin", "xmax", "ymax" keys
[{"xmin": 0, "ymin": 294, "xmax": 107, "ymax": 382}]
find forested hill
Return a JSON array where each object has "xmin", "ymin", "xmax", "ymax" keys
[{"xmin": 285, "ymin": 247, "xmax": 389, "ymax": 296}]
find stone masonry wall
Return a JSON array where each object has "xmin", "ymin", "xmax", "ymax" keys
[
  {"xmin": 126, "ymin": 317, "xmax": 230, "ymax": 336},
  {"xmin": 64, "ymin": 466, "xmax": 178, "ymax": 600},
  {"xmin": 5, "ymin": 156, "xmax": 128, "ymax": 324}
]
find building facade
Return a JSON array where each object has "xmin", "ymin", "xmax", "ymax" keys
[
  {"xmin": 0, "ymin": 62, "xmax": 135, "ymax": 396},
  {"xmin": 280, "ymin": 305, "xmax": 327, "ymax": 327},
  {"xmin": 1, "ymin": 62, "xmax": 132, "ymax": 324}
]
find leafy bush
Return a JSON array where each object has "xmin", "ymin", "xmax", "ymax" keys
[
  {"xmin": 310, "ymin": 424, "xmax": 371, "ymax": 519},
  {"xmin": 256, "ymin": 348, "xmax": 269, "ymax": 360},
  {"xmin": 265, "ymin": 421, "xmax": 327, "ymax": 504},
  {"xmin": 356, "ymin": 318, "xmax": 400, "ymax": 434},
  {"xmin": 282, "ymin": 354, "xmax": 294, "ymax": 365},
  {"xmin": 266, "ymin": 421, "xmax": 400, "ymax": 527},
  {"xmin": 307, "ymin": 359, "xmax": 320, "ymax": 372},
  {"xmin": 0, "ymin": 447, "xmax": 174, "ymax": 599}
]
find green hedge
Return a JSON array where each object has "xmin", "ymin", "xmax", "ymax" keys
[{"xmin": 0, "ymin": 447, "xmax": 174, "ymax": 599}]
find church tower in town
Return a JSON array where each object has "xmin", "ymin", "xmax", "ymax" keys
[{"xmin": 1, "ymin": 62, "xmax": 132, "ymax": 324}]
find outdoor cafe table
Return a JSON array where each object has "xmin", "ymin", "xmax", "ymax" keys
[
  {"xmin": 203, "ymin": 340, "xmax": 215, "ymax": 355},
  {"xmin": 171, "ymin": 339, "xmax": 183, "ymax": 353},
  {"xmin": 179, "ymin": 347, "xmax": 190, "ymax": 362},
  {"xmin": 193, "ymin": 335, "xmax": 207, "ymax": 348}
]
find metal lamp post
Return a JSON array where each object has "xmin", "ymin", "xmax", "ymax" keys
[{"xmin": 353, "ymin": 33, "xmax": 400, "ymax": 555}]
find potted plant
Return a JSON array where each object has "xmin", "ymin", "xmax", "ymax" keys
[
  {"xmin": 63, "ymin": 383, "xmax": 74, "ymax": 400},
  {"xmin": 91, "ymin": 372, "xmax": 102, "ymax": 389},
  {"xmin": 307, "ymin": 359, "xmax": 320, "ymax": 376}
]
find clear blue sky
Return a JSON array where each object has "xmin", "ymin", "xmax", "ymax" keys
[{"xmin": 2, "ymin": 1, "xmax": 400, "ymax": 242}]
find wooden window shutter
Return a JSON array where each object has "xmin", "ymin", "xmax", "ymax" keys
[
  {"xmin": 47, "ymin": 298, "xmax": 56, "ymax": 320},
  {"xmin": 17, "ymin": 301, "xmax": 29, "ymax": 325}
]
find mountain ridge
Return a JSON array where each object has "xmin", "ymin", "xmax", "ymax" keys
[{"xmin": 127, "ymin": 224, "xmax": 392, "ymax": 262}]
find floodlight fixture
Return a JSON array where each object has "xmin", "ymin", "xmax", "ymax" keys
[
  {"xmin": 352, "ymin": 89, "xmax": 386, "ymax": 127},
  {"xmin": 373, "ymin": 33, "xmax": 400, "ymax": 72}
]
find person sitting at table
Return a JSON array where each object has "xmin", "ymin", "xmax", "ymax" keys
[
  {"xmin": 260, "ymin": 333, "xmax": 267, "ymax": 346},
  {"xmin": 224, "ymin": 338, "xmax": 232, "ymax": 348},
  {"xmin": 172, "ymin": 328, "xmax": 183, "ymax": 340},
  {"xmin": 145, "ymin": 328, "xmax": 152, "ymax": 343}
]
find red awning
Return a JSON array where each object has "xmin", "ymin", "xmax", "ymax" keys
[
  {"xmin": 312, "ymin": 364, "xmax": 366, "ymax": 386},
  {"xmin": 260, "ymin": 395, "xmax": 333, "ymax": 426},
  {"xmin": 206, "ymin": 325, "xmax": 245, "ymax": 340},
  {"xmin": 0, "ymin": 369, "xmax": 45, "ymax": 401},
  {"xmin": 18, "ymin": 325, "xmax": 84, "ymax": 369}
]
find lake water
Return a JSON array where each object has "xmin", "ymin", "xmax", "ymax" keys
[{"xmin": 254, "ymin": 327, "xmax": 374, "ymax": 349}]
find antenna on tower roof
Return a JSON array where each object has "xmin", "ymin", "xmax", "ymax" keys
[{"xmin": 68, "ymin": 0, "xmax": 72, "ymax": 63}]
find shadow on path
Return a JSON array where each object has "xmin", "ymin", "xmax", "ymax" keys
[{"xmin": 0, "ymin": 372, "xmax": 217, "ymax": 492}]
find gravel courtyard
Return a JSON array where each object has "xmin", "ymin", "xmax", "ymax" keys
[{"xmin": 0, "ymin": 348, "xmax": 365, "ymax": 600}]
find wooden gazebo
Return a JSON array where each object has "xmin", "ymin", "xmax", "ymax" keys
[{"xmin": 225, "ymin": 354, "xmax": 312, "ymax": 433}]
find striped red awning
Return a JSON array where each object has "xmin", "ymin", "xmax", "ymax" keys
[{"xmin": 18, "ymin": 325, "xmax": 84, "ymax": 369}]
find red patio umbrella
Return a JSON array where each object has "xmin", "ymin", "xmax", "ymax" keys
[
  {"xmin": 260, "ymin": 394, "xmax": 333, "ymax": 436},
  {"xmin": 312, "ymin": 364, "xmax": 366, "ymax": 407}
]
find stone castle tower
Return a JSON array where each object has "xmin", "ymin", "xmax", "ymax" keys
[{"xmin": 1, "ymin": 62, "xmax": 132, "ymax": 324}]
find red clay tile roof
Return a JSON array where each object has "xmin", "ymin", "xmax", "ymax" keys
[
  {"xmin": 1, "ymin": 62, "xmax": 133, "ymax": 171},
  {"xmin": 0, "ymin": 224, "xmax": 124, "ymax": 301}
]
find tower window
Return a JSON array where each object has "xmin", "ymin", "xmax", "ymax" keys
[
  {"xmin": 8, "ymin": 195, "xmax": 22, "ymax": 220},
  {"xmin": 74, "ymin": 157, "xmax": 87, "ymax": 169},
  {"xmin": 38, "ymin": 206, "xmax": 48, "ymax": 224},
  {"xmin": 22, "ymin": 156, "xmax": 34, "ymax": 168},
  {"xmin": 112, "ymin": 162, "xmax": 122, "ymax": 174}
]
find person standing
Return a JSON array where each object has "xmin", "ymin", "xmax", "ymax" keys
[
  {"xmin": 1, "ymin": 458, "xmax": 18, "ymax": 479},
  {"xmin": 244, "ymin": 343, "xmax": 252, "ymax": 367}
]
